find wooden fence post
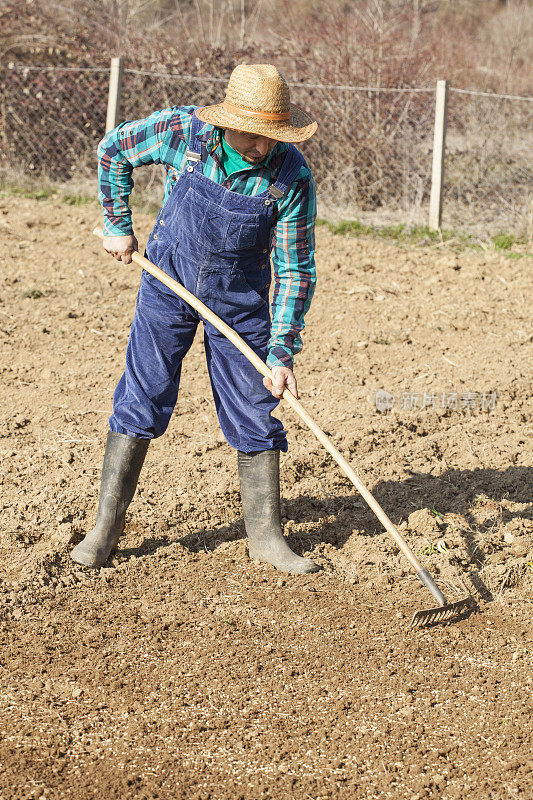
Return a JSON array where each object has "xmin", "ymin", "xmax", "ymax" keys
[
  {"xmin": 105, "ymin": 57, "xmax": 123, "ymax": 134},
  {"xmin": 429, "ymin": 79, "xmax": 449, "ymax": 231}
]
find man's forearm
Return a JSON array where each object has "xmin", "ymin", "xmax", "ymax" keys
[
  {"xmin": 98, "ymin": 127, "xmax": 135, "ymax": 236},
  {"xmin": 97, "ymin": 108, "xmax": 175, "ymax": 236},
  {"xmin": 267, "ymin": 255, "xmax": 317, "ymax": 370},
  {"xmin": 268, "ymin": 171, "xmax": 317, "ymax": 370}
]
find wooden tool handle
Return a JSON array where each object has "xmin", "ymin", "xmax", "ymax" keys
[{"xmin": 93, "ymin": 228, "xmax": 425, "ymax": 575}]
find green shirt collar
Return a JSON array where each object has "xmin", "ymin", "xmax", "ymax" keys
[
  {"xmin": 219, "ymin": 132, "xmax": 252, "ymax": 177},
  {"xmin": 199, "ymin": 124, "xmax": 285, "ymax": 174}
]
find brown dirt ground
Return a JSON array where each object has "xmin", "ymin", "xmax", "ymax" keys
[{"xmin": 0, "ymin": 195, "xmax": 532, "ymax": 800}]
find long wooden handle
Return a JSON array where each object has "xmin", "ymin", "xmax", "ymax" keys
[{"xmin": 93, "ymin": 228, "xmax": 425, "ymax": 575}]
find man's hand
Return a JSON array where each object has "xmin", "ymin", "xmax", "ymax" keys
[
  {"xmin": 103, "ymin": 234, "xmax": 138, "ymax": 264},
  {"xmin": 263, "ymin": 365, "xmax": 298, "ymax": 399}
]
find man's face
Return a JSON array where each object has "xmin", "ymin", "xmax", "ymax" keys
[{"xmin": 223, "ymin": 128, "xmax": 278, "ymax": 165}]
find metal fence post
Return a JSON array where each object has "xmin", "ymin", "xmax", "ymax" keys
[
  {"xmin": 429, "ymin": 79, "xmax": 449, "ymax": 230},
  {"xmin": 105, "ymin": 57, "xmax": 123, "ymax": 133}
]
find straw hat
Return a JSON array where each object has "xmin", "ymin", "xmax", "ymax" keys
[{"xmin": 195, "ymin": 64, "xmax": 317, "ymax": 143}]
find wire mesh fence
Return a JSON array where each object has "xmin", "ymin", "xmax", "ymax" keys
[
  {"xmin": 289, "ymin": 83, "xmax": 436, "ymax": 225},
  {"xmin": 1, "ymin": 64, "xmax": 531, "ymax": 239},
  {"xmin": 444, "ymin": 89, "xmax": 532, "ymax": 237},
  {"xmin": 0, "ymin": 66, "xmax": 108, "ymax": 179}
]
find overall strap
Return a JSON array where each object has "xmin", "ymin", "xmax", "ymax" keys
[
  {"xmin": 184, "ymin": 110, "xmax": 204, "ymax": 170},
  {"xmin": 267, "ymin": 145, "xmax": 305, "ymax": 202}
]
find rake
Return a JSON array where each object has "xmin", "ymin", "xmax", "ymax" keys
[{"xmin": 93, "ymin": 228, "xmax": 476, "ymax": 628}]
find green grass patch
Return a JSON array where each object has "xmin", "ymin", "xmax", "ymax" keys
[
  {"xmin": 5, "ymin": 185, "xmax": 58, "ymax": 201},
  {"xmin": 0, "ymin": 179, "xmax": 97, "ymax": 207},
  {"xmin": 489, "ymin": 232, "xmax": 532, "ymax": 258},
  {"xmin": 492, "ymin": 232, "xmax": 515, "ymax": 251},
  {"xmin": 61, "ymin": 193, "xmax": 94, "ymax": 206},
  {"xmin": 1, "ymin": 178, "xmax": 162, "ymax": 219},
  {"xmin": 429, "ymin": 505, "xmax": 444, "ymax": 519},
  {"xmin": 318, "ymin": 217, "xmax": 463, "ymax": 246},
  {"xmin": 320, "ymin": 218, "xmax": 374, "ymax": 237},
  {"xmin": 317, "ymin": 216, "xmax": 531, "ymax": 256}
]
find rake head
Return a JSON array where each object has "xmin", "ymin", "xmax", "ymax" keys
[{"xmin": 409, "ymin": 596, "xmax": 477, "ymax": 629}]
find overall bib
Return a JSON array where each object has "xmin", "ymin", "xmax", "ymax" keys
[{"xmin": 109, "ymin": 113, "xmax": 305, "ymax": 453}]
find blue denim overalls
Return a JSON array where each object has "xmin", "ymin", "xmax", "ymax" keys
[{"xmin": 109, "ymin": 112, "xmax": 305, "ymax": 453}]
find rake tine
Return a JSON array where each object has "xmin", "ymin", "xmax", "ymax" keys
[{"xmin": 409, "ymin": 597, "xmax": 477, "ymax": 629}]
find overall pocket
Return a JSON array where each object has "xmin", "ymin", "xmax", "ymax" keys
[
  {"xmin": 187, "ymin": 190, "xmax": 260, "ymax": 253},
  {"xmin": 204, "ymin": 263, "xmax": 269, "ymax": 317}
]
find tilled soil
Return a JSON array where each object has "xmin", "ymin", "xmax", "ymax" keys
[{"xmin": 0, "ymin": 195, "xmax": 531, "ymax": 799}]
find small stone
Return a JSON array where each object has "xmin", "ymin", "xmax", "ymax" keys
[
  {"xmin": 393, "ymin": 568, "xmax": 405, "ymax": 578},
  {"xmin": 399, "ymin": 706, "xmax": 414, "ymax": 719},
  {"xmin": 101, "ymin": 567, "xmax": 114, "ymax": 577},
  {"xmin": 503, "ymin": 531, "xmax": 515, "ymax": 544}
]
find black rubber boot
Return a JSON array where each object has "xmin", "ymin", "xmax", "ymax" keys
[
  {"xmin": 71, "ymin": 431, "xmax": 149, "ymax": 568},
  {"xmin": 238, "ymin": 449, "xmax": 319, "ymax": 575}
]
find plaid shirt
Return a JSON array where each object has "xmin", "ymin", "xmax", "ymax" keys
[{"xmin": 97, "ymin": 105, "xmax": 317, "ymax": 369}]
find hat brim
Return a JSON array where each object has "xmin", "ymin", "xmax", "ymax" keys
[{"xmin": 195, "ymin": 103, "xmax": 317, "ymax": 143}]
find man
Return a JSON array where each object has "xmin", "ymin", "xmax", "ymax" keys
[{"xmin": 71, "ymin": 64, "xmax": 319, "ymax": 574}]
